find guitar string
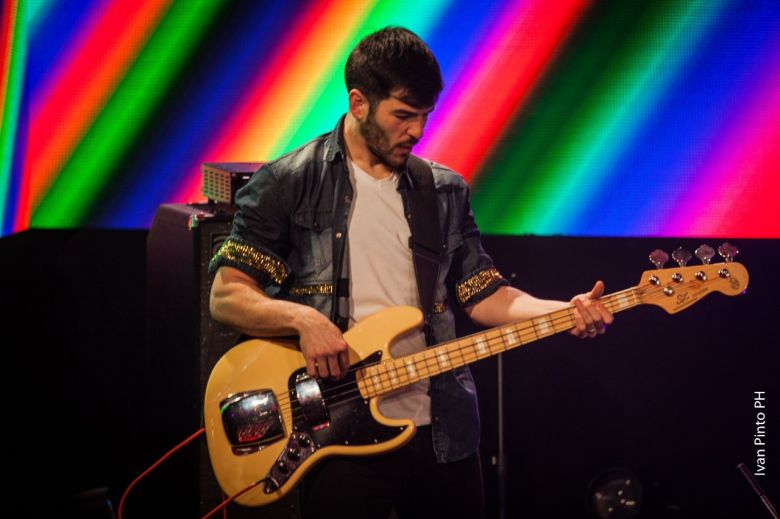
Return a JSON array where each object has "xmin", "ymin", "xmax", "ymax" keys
[
  {"xmin": 288, "ymin": 283, "xmax": 645, "ymax": 418},
  {"xmin": 273, "ymin": 285, "xmax": 645, "ymax": 417},
  {"xmin": 270, "ymin": 277, "xmax": 720, "ymax": 418},
  {"xmin": 280, "ymin": 276, "xmax": 719, "ymax": 420},
  {"xmin": 274, "ymin": 283, "xmax": 656, "ymax": 416}
]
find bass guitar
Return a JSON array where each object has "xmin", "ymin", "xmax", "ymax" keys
[{"xmin": 204, "ymin": 256, "xmax": 748, "ymax": 507}]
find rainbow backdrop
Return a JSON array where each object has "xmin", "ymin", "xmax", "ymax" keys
[{"xmin": 1, "ymin": 0, "xmax": 779, "ymax": 238}]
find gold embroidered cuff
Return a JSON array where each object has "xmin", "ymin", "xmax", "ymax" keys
[
  {"xmin": 211, "ymin": 239, "xmax": 289, "ymax": 285},
  {"xmin": 289, "ymin": 284, "xmax": 334, "ymax": 296},
  {"xmin": 456, "ymin": 267, "xmax": 504, "ymax": 304}
]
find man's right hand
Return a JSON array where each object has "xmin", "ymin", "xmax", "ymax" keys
[
  {"xmin": 296, "ymin": 306, "xmax": 350, "ymax": 379},
  {"xmin": 210, "ymin": 266, "xmax": 350, "ymax": 379}
]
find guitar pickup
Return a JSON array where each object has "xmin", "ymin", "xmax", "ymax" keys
[
  {"xmin": 220, "ymin": 389, "xmax": 284, "ymax": 455},
  {"xmin": 296, "ymin": 375, "xmax": 330, "ymax": 431}
]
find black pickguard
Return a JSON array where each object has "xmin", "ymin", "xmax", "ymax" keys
[{"xmin": 287, "ymin": 351, "xmax": 407, "ymax": 448}]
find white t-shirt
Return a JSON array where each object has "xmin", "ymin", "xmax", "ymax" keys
[{"xmin": 347, "ymin": 160, "xmax": 431, "ymax": 426}]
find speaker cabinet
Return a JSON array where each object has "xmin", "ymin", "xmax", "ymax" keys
[{"xmin": 146, "ymin": 203, "xmax": 299, "ymax": 518}]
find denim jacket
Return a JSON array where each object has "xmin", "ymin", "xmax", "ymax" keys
[{"xmin": 209, "ymin": 116, "xmax": 508, "ymax": 462}]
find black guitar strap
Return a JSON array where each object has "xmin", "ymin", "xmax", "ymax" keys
[{"xmin": 405, "ymin": 156, "xmax": 443, "ymax": 337}]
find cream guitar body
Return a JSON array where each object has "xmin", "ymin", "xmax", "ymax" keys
[{"xmin": 204, "ymin": 306, "xmax": 423, "ymax": 507}]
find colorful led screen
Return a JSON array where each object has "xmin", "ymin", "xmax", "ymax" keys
[{"xmin": 2, "ymin": 0, "xmax": 779, "ymax": 237}]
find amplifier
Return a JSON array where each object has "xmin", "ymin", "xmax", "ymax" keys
[{"xmin": 201, "ymin": 162, "xmax": 263, "ymax": 205}]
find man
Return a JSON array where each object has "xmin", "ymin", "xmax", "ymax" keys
[{"xmin": 209, "ymin": 26, "xmax": 613, "ymax": 519}]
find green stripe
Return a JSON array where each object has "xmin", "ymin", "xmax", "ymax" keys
[
  {"xmin": 274, "ymin": 0, "xmax": 452, "ymax": 157},
  {"xmin": 472, "ymin": 0, "xmax": 716, "ymax": 235},
  {"xmin": 31, "ymin": 0, "xmax": 222, "ymax": 227},
  {"xmin": 527, "ymin": 0, "xmax": 720, "ymax": 234},
  {"xmin": 25, "ymin": 0, "xmax": 50, "ymax": 33}
]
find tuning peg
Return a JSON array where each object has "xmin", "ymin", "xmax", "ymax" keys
[
  {"xmin": 695, "ymin": 244, "xmax": 716, "ymax": 264},
  {"xmin": 671, "ymin": 247, "xmax": 692, "ymax": 267},
  {"xmin": 649, "ymin": 249, "xmax": 669, "ymax": 269},
  {"xmin": 718, "ymin": 242, "xmax": 739, "ymax": 263}
]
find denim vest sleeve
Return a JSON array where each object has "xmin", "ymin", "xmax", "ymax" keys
[
  {"xmin": 208, "ymin": 162, "xmax": 293, "ymax": 295},
  {"xmin": 439, "ymin": 170, "xmax": 508, "ymax": 308}
]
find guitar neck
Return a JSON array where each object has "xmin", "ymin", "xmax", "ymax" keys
[{"xmin": 357, "ymin": 287, "xmax": 640, "ymax": 398}]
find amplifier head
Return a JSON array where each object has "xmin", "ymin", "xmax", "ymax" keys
[{"xmin": 201, "ymin": 162, "xmax": 263, "ymax": 205}]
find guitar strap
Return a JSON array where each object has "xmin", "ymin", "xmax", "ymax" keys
[
  {"xmin": 405, "ymin": 155, "xmax": 443, "ymax": 339},
  {"xmin": 333, "ymin": 156, "xmax": 442, "ymax": 337}
]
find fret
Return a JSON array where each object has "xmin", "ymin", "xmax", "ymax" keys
[
  {"xmin": 614, "ymin": 291, "xmax": 631, "ymax": 310},
  {"xmin": 503, "ymin": 327, "xmax": 519, "ymax": 348},
  {"xmin": 388, "ymin": 361, "xmax": 400, "ymax": 387},
  {"xmin": 488, "ymin": 329, "xmax": 507, "ymax": 354},
  {"xmin": 355, "ymin": 371, "xmax": 367, "ymax": 397},
  {"xmin": 371, "ymin": 369, "xmax": 382, "ymax": 392},
  {"xmin": 533, "ymin": 315, "xmax": 552, "ymax": 337},
  {"xmin": 474, "ymin": 336, "xmax": 490, "ymax": 358},
  {"xmin": 421, "ymin": 349, "xmax": 437, "ymax": 376},
  {"xmin": 488, "ymin": 334, "xmax": 502, "ymax": 355},
  {"xmin": 451, "ymin": 343, "xmax": 466, "ymax": 367},
  {"xmin": 466, "ymin": 338, "xmax": 482, "ymax": 363},
  {"xmin": 553, "ymin": 309, "xmax": 576, "ymax": 333},
  {"xmin": 392, "ymin": 358, "xmax": 409, "ymax": 386},
  {"xmin": 361, "ymin": 368, "xmax": 377, "ymax": 397},
  {"xmin": 404, "ymin": 357, "xmax": 418, "ymax": 380},
  {"xmin": 458, "ymin": 339, "xmax": 476, "ymax": 364},
  {"xmin": 374, "ymin": 363, "xmax": 387, "ymax": 388},
  {"xmin": 436, "ymin": 348, "xmax": 450, "ymax": 369},
  {"xmin": 516, "ymin": 321, "xmax": 536, "ymax": 345},
  {"xmin": 450, "ymin": 342, "xmax": 467, "ymax": 369}
]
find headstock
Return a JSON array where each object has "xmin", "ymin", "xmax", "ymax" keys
[{"xmin": 636, "ymin": 243, "xmax": 749, "ymax": 314}]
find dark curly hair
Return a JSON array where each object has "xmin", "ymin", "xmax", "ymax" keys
[{"xmin": 345, "ymin": 26, "xmax": 443, "ymax": 108}]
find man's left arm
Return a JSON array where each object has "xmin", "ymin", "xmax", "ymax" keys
[
  {"xmin": 465, "ymin": 281, "xmax": 614, "ymax": 339},
  {"xmin": 444, "ymin": 172, "xmax": 613, "ymax": 338}
]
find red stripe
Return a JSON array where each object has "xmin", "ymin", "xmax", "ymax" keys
[
  {"xmin": 422, "ymin": 0, "xmax": 588, "ymax": 182},
  {"xmin": 0, "ymin": 1, "xmax": 17, "ymax": 124}
]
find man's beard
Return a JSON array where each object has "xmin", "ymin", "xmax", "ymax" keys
[{"xmin": 358, "ymin": 111, "xmax": 415, "ymax": 170}]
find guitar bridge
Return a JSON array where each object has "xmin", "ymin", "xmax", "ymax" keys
[{"xmin": 220, "ymin": 389, "xmax": 284, "ymax": 455}]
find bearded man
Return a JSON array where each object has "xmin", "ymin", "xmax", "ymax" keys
[{"xmin": 209, "ymin": 26, "xmax": 613, "ymax": 519}]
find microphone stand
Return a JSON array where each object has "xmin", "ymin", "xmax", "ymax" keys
[
  {"xmin": 738, "ymin": 462, "xmax": 779, "ymax": 519},
  {"xmin": 497, "ymin": 352, "xmax": 507, "ymax": 519}
]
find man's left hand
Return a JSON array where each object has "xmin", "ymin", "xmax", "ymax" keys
[{"xmin": 570, "ymin": 280, "xmax": 614, "ymax": 339}]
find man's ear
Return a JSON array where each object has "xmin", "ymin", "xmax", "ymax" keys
[{"xmin": 348, "ymin": 89, "xmax": 369, "ymax": 120}]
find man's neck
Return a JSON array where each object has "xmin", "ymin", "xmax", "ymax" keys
[{"xmin": 343, "ymin": 113, "xmax": 395, "ymax": 180}]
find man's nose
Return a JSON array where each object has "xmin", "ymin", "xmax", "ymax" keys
[{"xmin": 407, "ymin": 118, "xmax": 425, "ymax": 140}]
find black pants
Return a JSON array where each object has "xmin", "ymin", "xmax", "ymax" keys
[{"xmin": 301, "ymin": 425, "xmax": 485, "ymax": 519}]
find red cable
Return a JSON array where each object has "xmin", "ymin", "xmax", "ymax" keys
[
  {"xmin": 117, "ymin": 427, "xmax": 206, "ymax": 519},
  {"xmin": 201, "ymin": 478, "xmax": 268, "ymax": 519}
]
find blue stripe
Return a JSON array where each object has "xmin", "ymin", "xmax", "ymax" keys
[{"xmin": 577, "ymin": 1, "xmax": 780, "ymax": 235}]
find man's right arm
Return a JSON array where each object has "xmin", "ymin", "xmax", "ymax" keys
[{"xmin": 210, "ymin": 266, "xmax": 350, "ymax": 379}]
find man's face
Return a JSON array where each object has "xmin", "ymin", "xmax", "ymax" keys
[{"xmin": 358, "ymin": 89, "xmax": 434, "ymax": 170}]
